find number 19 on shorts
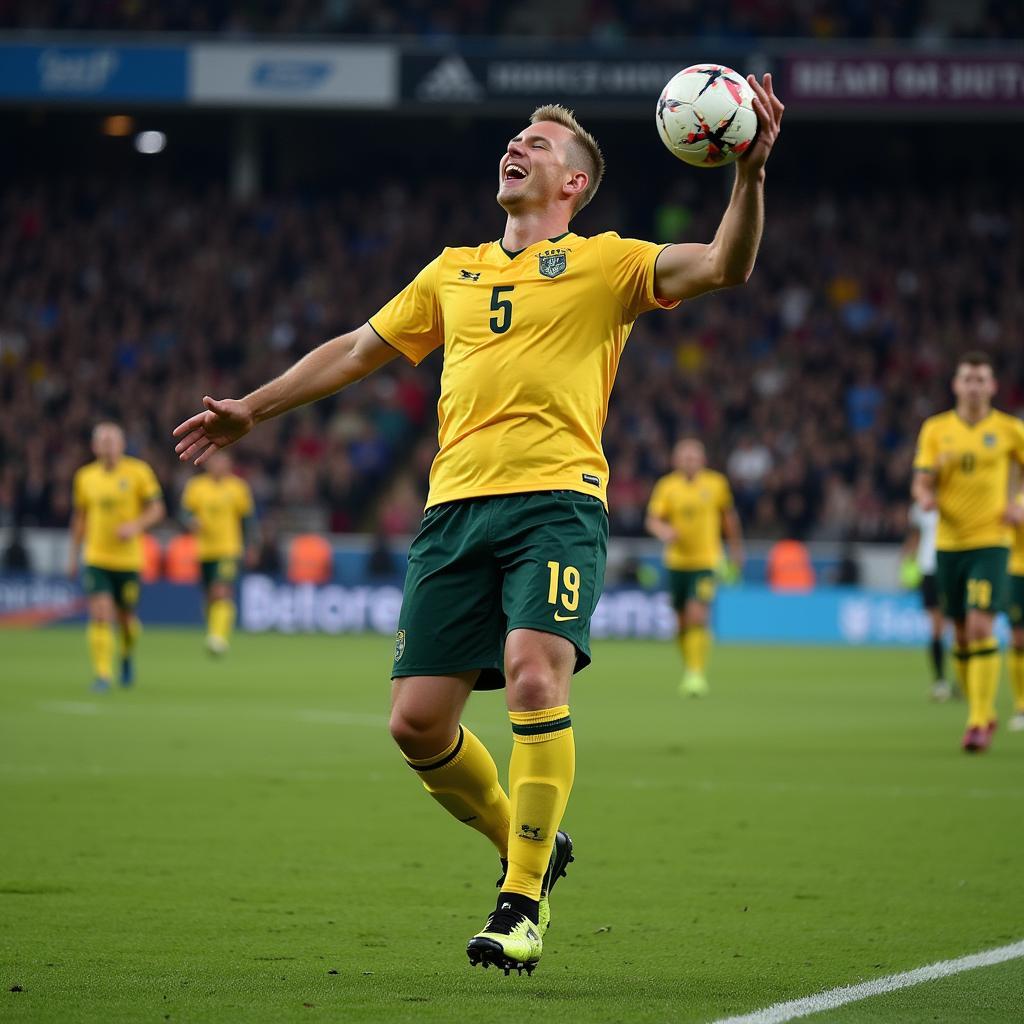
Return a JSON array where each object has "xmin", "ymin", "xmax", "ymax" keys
[{"xmin": 546, "ymin": 560, "xmax": 580, "ymax": 615}]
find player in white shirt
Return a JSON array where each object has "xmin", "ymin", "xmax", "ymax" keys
[{"xmin": 903, "ymin": 502, "xmax": 952, "ymax": 701}]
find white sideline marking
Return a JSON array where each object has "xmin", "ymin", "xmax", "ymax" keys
[{"xmin": 710, "ymin": 939, "xmax": 1024, "ymax": 1024}]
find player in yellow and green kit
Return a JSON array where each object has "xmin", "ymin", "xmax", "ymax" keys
[
  {"xmin": 1007, "ymin": 493, "xmax": 1024, "ymax": 732},
  {"xmin": 175, "ymin": 81, "xmax": 784, "ymax": 973},
  {"xmin": 68, "ymin": 422, "xmax": 165, "ymax": 692},
  {"xmin": 912, "ymin": 352, "xmax": 1024, "ymax": 753},
  {"xmin": 646, "ymin": 438, "xmax": 744, "ymax": 697},
  {"xmin": 181, "ymin": 451, "xmax": 255, "ymax": 656}
]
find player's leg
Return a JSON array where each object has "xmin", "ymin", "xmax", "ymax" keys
[
  {"xmin": 206, "ymin": 563, "xmax": 238, "ymax": 655},
  {"xmin": 113, "ymin": 573, "xmax": 141, "ymax": 686},
  {"xmin": 937, "ymin": 552, "xmax": 969, "ymax": 701},
  {"xmin": 467, "ymin": 491, "xmax": 606, "ymax": 973},
  {"xmin": 1007, "ymin": 578, "xmax": 1024, "ymax": 730},
  {"xmin": 668, "ymin": 570, "xmax": 689, "ymax": 679},
  {"xmin": 82, "ymin": 567, "xmax": 115, "ymax": 691},
  {"xmin": 680, "ymin": 572, "xmax": 714, "ymax": 697},
  {"xmin": 922, "ymin": 574, "xmax": 950, "ymax": 701},
  {"xmin": 389, "ymin": 672, "xmax": 511, "ymax": 854},
  {"xmin": 961, "ymin": 548, "xmax": 1007, "ymax": 751},
  {"xmin": 389, "ymin": 499, "xmax": 512, "ymax": 860}
]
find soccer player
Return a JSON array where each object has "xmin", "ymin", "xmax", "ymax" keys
[
  {"xmin": 181, "ymin": 451, "xmax": 255, "ymax": 655},
  {"xmin": 1008, "ymin": 493, "xmax": 1024, "ymax": 731},
  {"xmin": 174, "ymin": 79, "xmax": 784, "ymax": 973},
  {"xmin": 68, "ymin": 422, "xmax": 165, "ymax": 692},
  {"xmin": 912, "ymin": 353, "xmax": 1024, "ymax": 753},
  {"xmin": 645, "ymin": 438, "xmax": 744, "ymax": 697},
  {"xmin": 902, "ymin": 500, "xmax": 951, "ymax": 701}
]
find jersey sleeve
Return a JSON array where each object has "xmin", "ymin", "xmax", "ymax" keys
[
  {"xmin": 718, "ymin": 474, "xmax": 735, "ymax": 511},
  {"xmin": 913, "ymin": 420, "xmax": 937, "ymax": 472},
  {"xmin": 137, "ymin": 462, "xmax": 163, "ymax": 504},
  {"xmin": 598, "ymin": 233, "xmax": 681, "ymax": 319},
  {"xmin": 367, "ymin": 254, "xmax": 445, "ymax": 365},
  {"xmin": 181, "ymin": 479, "xmax": 198, "ymax": 514},
  {"xmin": 1011, "ymin": 418, "xmax": 1024, "ymax": 465},
  {"xmin": 72, "ymin": 468, "xmax": 87, "ymax": 510},
  {"xmin": 647, "ymin": 477, "xmax": 671, "ymax": 519}
]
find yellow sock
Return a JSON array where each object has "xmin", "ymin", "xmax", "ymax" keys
[
  {"xmin": 966, "ymin": 639, "xmax": 999, "ymax": 728},
  {"xmin": 503, "ymin": 706, "xmax": 574, "ymax": 901},
  {"xmin": 208, "ymin": 599, "xmax": 236, "ymax": 643},
  {"xmin": 121, "ymin": 615, "xmax": 140, "ymax": 656},
  {"xmin": 405, "ymin": 726, "xmax": 510, "ymax": 857},
  {"xmin": 682, "ymin": 626, "xmax": 710, "ymax": 675},
  {"xmin": 676, "ymin": 629, "xmax": 688, "ymax": 669},
  {"xmin": 1009, "ymin": 648, "xmax": 1024, "ymax": 713},
  {"xmin": 952, "ymin": 646, "xmax": 969, "ymax": 697},
  {"xmin": 87, "ymin": 621, "xmax": 114, "ymax": 680}
]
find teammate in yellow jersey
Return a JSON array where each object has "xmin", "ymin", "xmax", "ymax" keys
[
  {"xmin": 912, "ymin": 352, "xmax": 1024, "ymax": 753},
  {"xmin": 174, "ymin": 81, "xmax": 784, "ymax": 973},
  {"xmin": 68, "ymin": 422, "xmax": 165, "ymax": 692},
  {"xmin": 1007, "ymin": 493, "xmax": 1024, "ymax": 731},
  {"xmin": 646, "ymin": 439, "xmax": 744, "ymax": 697},
  {"xmin": 181, "ymin": 452, "xmax": 255, "ymax": 656}
]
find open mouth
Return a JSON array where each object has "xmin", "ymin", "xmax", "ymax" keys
[{"xmin": 504, "ymin": 163, "xmax": 528, "ymax": 182}]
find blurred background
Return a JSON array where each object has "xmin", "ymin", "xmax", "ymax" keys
[{"xmin": 1, "ymin": 1, "xmax": 1022, "ymax": 643}]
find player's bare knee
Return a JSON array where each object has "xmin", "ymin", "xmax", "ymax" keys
[
  {"xmin": 388, "ymin": 705, "xmax": 451, "ymax": 757},
  {"xmin": 506, "ymin": 662, "xmax": 563, "ymax": 711}
]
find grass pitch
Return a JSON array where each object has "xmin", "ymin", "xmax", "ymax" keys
[{"xmin": 2, "ymin": 628, "xmax": 1023, "ymax": 1023}]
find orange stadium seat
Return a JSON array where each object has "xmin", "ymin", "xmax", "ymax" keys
[
  {"xmin": 141, "ymin": 533, "xmax": 163, "ymax": 583},
  {"xmin": 287, "ymin": 534, "xmax": 334, "ymax": 585},
  {"xmin": 164, "ymin": 533, "xmax": 200, "ymax": 584},
  {"xmin": 767, "ymin": 539, "xmax": 815, "ymax": 593}
]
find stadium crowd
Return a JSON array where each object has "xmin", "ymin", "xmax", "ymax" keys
[
  {"xmin": 2, "ymin": 169, "xmax": 1020, "ymax": 544},
  {"xmin": 1, "ymin": 0, "xmax": 1020, "ymax": 41}
]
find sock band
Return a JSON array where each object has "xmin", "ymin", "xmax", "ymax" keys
[
  {"xmin": 509, "ymin": 705, "xmax": 571, "ymax": 743},
  {"xmin": 968, "ymin": 638, "xmax": 998, "ymax": 658},
  {"xmin": 405, "ymin": 726, "xmax": 465, "ymax": 772}
]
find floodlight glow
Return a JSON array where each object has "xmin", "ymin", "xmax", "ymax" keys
[{"xmin": 134, "ymin": 131, "xmax": 167, "ymax": 155}]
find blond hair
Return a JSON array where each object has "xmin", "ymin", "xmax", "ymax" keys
[{"xmin": 530, "ymin": 104, "xmax": 605, "ymax": 217}]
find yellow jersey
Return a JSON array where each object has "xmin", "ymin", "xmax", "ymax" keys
[
  {"xmin": 647, "ymin": 469, "xmax": 733, "ymax": 570},
  {"xmin": 1010, "ymin": 494, "xmax": 1024, "ymax": 576},
  {"xmin": 913, "ymin": 409, "xmax": 1024, "ymax": 551},
  {"xmin": 72, "ymin": 457, "xmax": 162, "ymax": 571},
  {"xmin": 181, "ymin": 473, "xmax": 254, "ymax": 561},
  {"xmin": 369, "ymin": 231, "xmax": 678, "ymax": 508}
]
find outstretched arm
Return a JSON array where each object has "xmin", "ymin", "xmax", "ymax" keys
[
  {"xmin": 173, "ymin": 323, "xmax": 398, "ymax": 466},
  {"xmin": 654, "ymin": 73, "xmax": 784, "ymax": 302}
]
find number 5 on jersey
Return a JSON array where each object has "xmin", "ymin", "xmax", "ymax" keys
[
  {"xmin": 489, "ymin": 286, "xmax": 514, "ymax": 334},
  {"xmin": 547, "ymin": 560, "xmax": 580, "ymax": 621}
]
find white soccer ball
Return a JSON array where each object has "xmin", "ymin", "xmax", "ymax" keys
[{"xmin": 656, "ymin": 65, "xmax": 759, "ymax": 168}]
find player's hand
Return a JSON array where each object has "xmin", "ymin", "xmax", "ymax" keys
[
  {"xmin": 739, "ymin": 73, "xmax": 784, "ymax": 175},
  {"xmin": 1003, "ymin": 503, "xmax": 1024, "ymax": 526},
  {"xmin": 173, "ymin": 396, "xmax": 255, "ymax": 466},
  {"xmin": 916, "ymin": 493, "xmax": 937, "ymax": 513},
  {"xmin": 66, "ymin": 556, "xmax": 79, "ymax": 581},
  {"xmin": 116, "ymin": 522, "xmax": 139, "ymax": 541}
]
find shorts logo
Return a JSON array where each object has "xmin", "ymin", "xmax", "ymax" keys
[
  {"xmin": 538, "ymin": 249, "xmax": 567, "ymax": 279},
  {"xmin": 553, "ymin": 611, "xmax": 579, "ymax": 622},
  {"xmin": 394, "ymin": 629, "xmax": 406, "ymax": 662}
]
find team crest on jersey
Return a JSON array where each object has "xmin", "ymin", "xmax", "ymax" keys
[
  {"xmin": 983, "ymin": 433, "xmax": 996, "ymax": 447},
  {"xmin": 394, "ymin": 629, "xmax": 406, "ymax": 662},
  {"xmin": 538, "ymin": 248, "xmax": 567, "ymax": 278}
]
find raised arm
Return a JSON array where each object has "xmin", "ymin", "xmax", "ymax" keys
[
  {"xmin": 173, "ymin": 323, "xmax": 398, "ymax": 466},
  {"xmin": 654, "ymin": 73, "xmax": 784, "ymax": 302}
]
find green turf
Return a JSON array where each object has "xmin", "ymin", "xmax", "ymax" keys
[{"xmin": 2, "ymin": 628, "xmax": 1022, "ymax": 1023}]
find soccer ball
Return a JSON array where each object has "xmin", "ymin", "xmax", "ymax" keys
[{"xmin": 656, "ymin": 65, "xmax": 758, "ymax": 168}]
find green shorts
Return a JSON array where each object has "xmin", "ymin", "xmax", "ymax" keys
[
  {"xmin": 82, "ymin": 566, "xmax": 141, "ymax": 611},
  {"xmin": 1007, "ymin": 575, "xmax": 1024, "ymax": 628},
  {"xmin": 935, "ymin": 547, "xmax": 1008, "ymax": 621},
  {"xmin": 667, "ymin": 568, "xmax": 716, "ymax": 611},
  {"xmin": 392, "ymin": 491, "xmax": 609, "ymax": 690},
  {"xmin": 201, "ymin": 558, "xmax": 240, "ymax": 589}
]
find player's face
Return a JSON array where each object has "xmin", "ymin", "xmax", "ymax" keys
[
  {"xmin": 674, "ymin": 441, "xmax": 706, "ymax": 476},
  {"xmin": 206, "ymin": 452, "xmax": 231, "ymax": 478},
  {"xmin": 497, "ymin": 121, "xmax": 581, "ymax": 215},
  {"xmin": 952, "ymin": 363, "xmax": 996, "ymax": 411},
  {"xmin": 92, "ymin": 424, "xmax": 125, "ymax": 463}
]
